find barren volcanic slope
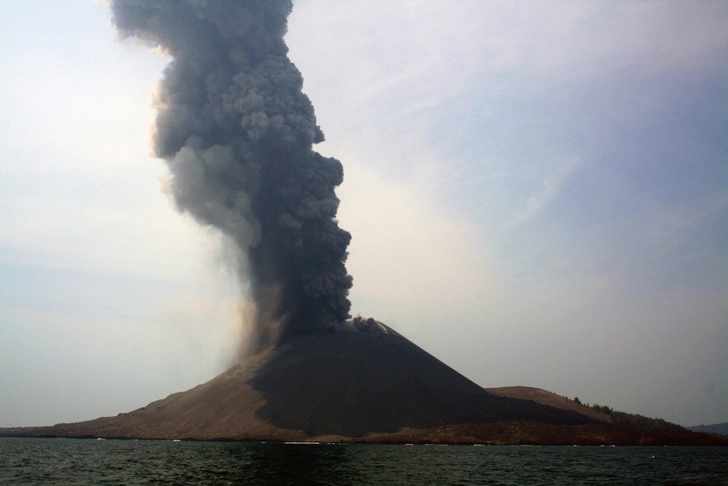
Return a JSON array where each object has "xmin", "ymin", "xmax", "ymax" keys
[
  {"xmin": 2, "ymin": 323, "xmax": 725, "ymax": 445},
  {"xmin": 248, "ymin": 325, "xmax": 592, "ymax": 437},
  {"xmin": 2, "ymin": 324, "xmax": 589, "ymax": 441}
]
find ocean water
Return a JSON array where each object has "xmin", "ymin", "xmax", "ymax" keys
[{"xmin": 1, "ymin": 438, "xmax": 726, "ymax": 485}]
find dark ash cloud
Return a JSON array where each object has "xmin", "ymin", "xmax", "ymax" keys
[{"xmin": 111, "ymin": 0, "xmax": 353, "ymax": 351}]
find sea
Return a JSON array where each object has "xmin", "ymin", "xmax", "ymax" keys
[{"xmin": 1, "ymin": 438, "xmax": 726, "ymax": 485}]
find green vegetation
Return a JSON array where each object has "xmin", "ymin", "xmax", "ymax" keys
[{"xmin": 570, "ymin": 398, "xmax": 684, "ymax": 432}]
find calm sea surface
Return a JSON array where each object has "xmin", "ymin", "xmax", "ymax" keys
[{"xmin": 1, "ymin": 438, "xmax": 726, "ymax": 485}]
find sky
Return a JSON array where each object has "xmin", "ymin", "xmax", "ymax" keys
[{"xmin": 1, "ymin": 0, "xmax": 726, "ymax": 428}]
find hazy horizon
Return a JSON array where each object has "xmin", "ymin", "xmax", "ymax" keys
[{"xmin": 1, "ymin": 0, "xmax": 726, "ymax": 428}]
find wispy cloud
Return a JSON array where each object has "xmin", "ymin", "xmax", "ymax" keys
[{"xmin": 508, "ymin": 156, "xmax": 582, "ymax": 227}]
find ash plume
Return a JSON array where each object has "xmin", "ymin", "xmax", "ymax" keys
[{"xmin": 111, "ymin": 0, "xmax": 352, "ymax": 351}]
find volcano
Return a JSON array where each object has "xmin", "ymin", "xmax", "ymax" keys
[{"xmin": 3, "ymin": 322, "xmax": 724, "ymax": 445}]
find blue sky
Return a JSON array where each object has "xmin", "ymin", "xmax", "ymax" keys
[{"xmin": 1, "ymin": 0, "xmax": 726, "ymax": 427}]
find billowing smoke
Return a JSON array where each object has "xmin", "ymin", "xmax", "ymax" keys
[{"xmin": 111, "ymin": 0, "xmax": 352, "ymax": 351}]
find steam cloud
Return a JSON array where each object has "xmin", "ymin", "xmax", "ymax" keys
[{"xmin": 111, "ymin": 0, "xmax": 352, "ymax": 351}]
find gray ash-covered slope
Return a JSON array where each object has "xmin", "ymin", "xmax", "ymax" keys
[
  {"xmin": 250, "ymin": 323, "xmax": 591, "ymax": 437},
  {"xmin": 1, "ymin": 322, "xmax": 592, "ymax": 441}
]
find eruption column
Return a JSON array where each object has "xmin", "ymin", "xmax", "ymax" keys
[{"xmin": 111, "ymin": 0, "xmax": 352, "ymax": 350}]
